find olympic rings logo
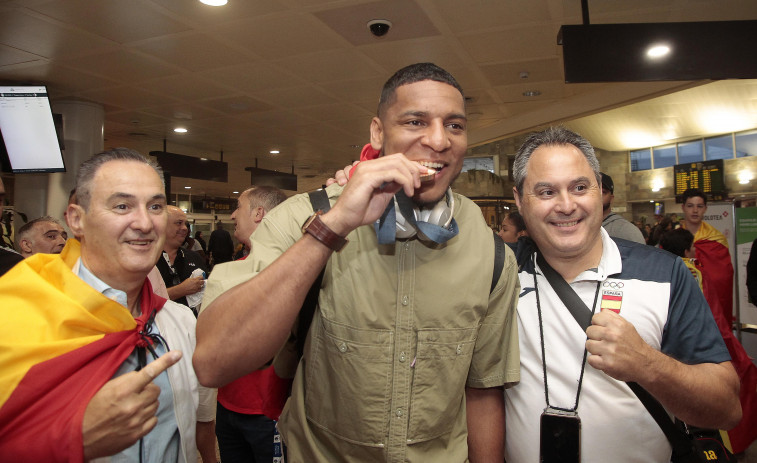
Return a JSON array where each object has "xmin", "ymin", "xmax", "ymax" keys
[{"xmin": 603, "ymin": 281, "xmax": 624, "ymax": 289}]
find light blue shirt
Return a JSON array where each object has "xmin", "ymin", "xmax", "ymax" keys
[{"xmin": 76, "ymin": 260, "xmax": 180, "ymax": 463}]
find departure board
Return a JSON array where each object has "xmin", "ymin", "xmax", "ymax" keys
[{"xmin": 674, "ymin": 159, "xmax": 726, "ymax": 202}]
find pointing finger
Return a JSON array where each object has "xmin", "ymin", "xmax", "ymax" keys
[{"xmin": 136, "ymin": 350, "xmax": 182, "ymax": 389}]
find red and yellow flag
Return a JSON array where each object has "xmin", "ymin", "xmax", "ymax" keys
[{"xmin": 0, "ymin": 240, "xmax": 166, "ymax": 462}]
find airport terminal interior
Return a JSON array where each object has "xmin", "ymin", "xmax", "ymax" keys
[{"xmin": 1, "ymin": 0, "xmax": 757, "ymax": 460}]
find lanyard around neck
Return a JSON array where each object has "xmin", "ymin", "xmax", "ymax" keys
[{"xmin": 533, "ymin": 266, "xmax": 601, "ymax": 413}]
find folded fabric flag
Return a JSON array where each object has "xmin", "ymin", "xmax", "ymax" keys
[{"xmin": 0, "ymin": 239, "xmax": 166, "ymax": 462}]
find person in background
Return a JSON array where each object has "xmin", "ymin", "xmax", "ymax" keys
[
  {"xmin": 663, "ymin": 227, "xmax": 757, "ymax": 454},
  {"xmin": 659, "ymin": 227, "xmax": 702, "ymax": 288},
  {"xmin": 506, "ymin": 126, "xmax": 739, "ymax": 462},
  {"xmin": 649, "ymin": 215, "xmax": 676, "ymax": 247},
  {"xmin": 0, "ymin": 176, "xmax": 23, "ymax": 276},
  {"xmin": 599, "ymin": 172, "xmax": 645, "ymax": 244},
  {"xmin": 679, "ymin": 188, "xmax": 734, "ymax": 328},
  {"xmin": 0, "ymin": 148, "xmax": 215, "ymax": 462},
  {"xmin": 194, "ymin": 62, "xmax": 520, "ymax": 462},
  {"xmin": 747, "ymin": 238, "xmax": 757, "ymax": 305},
  {"xmin": 207, "ymin": 221, "xmax": 234, "ymax": 266},
  {"xmin": 209, "ymin": 185, "xmax": 290, "ymax": 463},
  {"xmin": 195, "ymin": 230, "xmax": 207, "ymax": 253},
  {"xmin": 497, "ymin": 210, "xmax": 527, "ymax": 244},
  {"xmin": 156, "ymin": 206, "xmax": 208, "ymax": 316},
  {"xmin": 16, "ymin": 216, "xmax": 67, "ymax": 258}
]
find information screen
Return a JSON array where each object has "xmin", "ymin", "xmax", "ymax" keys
[
  {"xmin": 674, "ymin": 159, "xmax": 726, "ymax": 202},
  {"xmin": 0, "ymin": 85, "xmax": 65, "ymax": 173}
]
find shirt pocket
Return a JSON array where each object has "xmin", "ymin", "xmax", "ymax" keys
[
  {"xmin": 408, "ymin": 327, "xmax": 477, "ymax": 442},
  {"xmin": 305, "ymin": 315, "xmax": 393, "ymax": 446}
]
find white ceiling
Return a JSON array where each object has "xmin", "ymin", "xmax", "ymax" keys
[{"xmin": 1, "ymin": 0, "xmax": 756, "ymax": 196}]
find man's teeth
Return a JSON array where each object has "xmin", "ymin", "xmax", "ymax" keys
[
  {"xmin": 556, "ymin": 221, "xmax": 578, "ymax": 227},
  {"xmin": 419, "ymin": 162, "xmax": 442, "ymax": 181}
]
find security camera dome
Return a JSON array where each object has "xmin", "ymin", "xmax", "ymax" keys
[{"xmin": 367, "ymin": 19, "xmax": 392, "ymax": 37}]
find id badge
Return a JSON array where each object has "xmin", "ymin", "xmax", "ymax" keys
[{"xmin": 540, "ymin": 407, "xmax": 581, "ymax": 463}]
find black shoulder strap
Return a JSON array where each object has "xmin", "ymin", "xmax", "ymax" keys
[
  {"xmin": 535, "ymin": 252, "xmax": 696, "ymax": 461},
  {"xmin": 295, "ymin": 189, "xmax": 330, "ymax": 358},
  {"xmin": 308, "ymin": 189, "xmax": 331, "ymax": 213},
  {"xmin": 492, "ymin": 231, "xmax": 505, "ymax": 294}
]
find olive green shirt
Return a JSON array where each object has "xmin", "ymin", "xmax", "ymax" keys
[{"xmin": 203, "ymin": 184, "xmax": 520, "ymax": 462}]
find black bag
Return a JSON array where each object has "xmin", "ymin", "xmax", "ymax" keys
[
  {"xmin": 672, "ymin": 425, "xmax": 734, "ymax": 463},
  {"xmin": 533, "ymin": 252, "xmax": 735, "ymax": 463}
]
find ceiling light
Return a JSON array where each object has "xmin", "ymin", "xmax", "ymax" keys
[
  {"xmin": 174, "ymin": 127, "xmax": 188, "ymax": 133},
  {"xmin": 646, "ymin": 44, "xmax": 671, "ymax": 59},
  {"xmin": 200, "ymin": 157, "xmax": 207, "ymax": 161},
  {"xmin": 184, "ymin": 186, "xmax": 192, "ymax": 189},
  {"xmin": 522, "ymin": 90, "xmax": 541, "ymax": 97},
  {"xmin": 199, "ymin": 0, "xmax": 227, "ymax": 5},
  {"xmin": 233, "ymin": 191, "xmax": 239, "ymax": 194},
  {"xmin": 270, "ymin": 150, "xmax": 280, "ymax": 155}
]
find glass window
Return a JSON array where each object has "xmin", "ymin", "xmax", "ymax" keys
[
  {"xmin": 677, "ymin": 140, "xmax": 703, "ymax": 164},
  {"xmin": 736, "ymin": 129, "xmax": 757, "ymax": 157},
  {"xmin": 630, "ymin": 148, "xmax": 652, "ymax": 171},
  {"xmin": 653, "ymin": 145, "xmax": 676, "ymax": 168},
  {"xmin": 705, "ymin": 135, "xmax": 733, "ymax": 160}
]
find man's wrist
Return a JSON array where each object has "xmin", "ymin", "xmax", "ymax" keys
[
  {"xmin": 302, "ymin": 211, "xmax": 348, "ymax": 252},
  {"xmin": 319, "ymin": 209, "xmax": 352, "ymax": 237}
]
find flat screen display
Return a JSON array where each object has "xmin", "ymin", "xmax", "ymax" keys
[{"xmin": 0, "ymin": 85, "xmax": 65, "ymax": 173}]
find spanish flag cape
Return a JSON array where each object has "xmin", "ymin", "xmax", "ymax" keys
[
  {"xmin": 0, "ymin": 239, "xmax": 167, "ymax": 462},
  {"xmin": 683, "ymin": 224, "xmax": 757, "ymax": 453},
  {"xmin": 684, "ymin": 221, "xmax": 735, "ymax": 327}
]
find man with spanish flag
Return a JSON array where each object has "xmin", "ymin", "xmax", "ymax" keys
[
  {"xmin": 679, "ymin": 188, "xmax": 757, "ymax": 454},
  {"xmin": 0, "ymin": 149, "xmax": 213, "ymax": 462},
  {"xmin": 680, "ymin": 188, "xmax": 735, "ymax": 327}
]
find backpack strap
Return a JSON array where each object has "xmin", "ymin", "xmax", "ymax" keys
[
  {"xmin": 492, "ymin": 231, "xmax": 505, "ymax": 294},
  {"xmin": 295, "ymin": 189, "xmax": 330, "ymax": 358},
  {"xmin": 308, "ymin": 189, "xmax": 331, "ymax": 214}
]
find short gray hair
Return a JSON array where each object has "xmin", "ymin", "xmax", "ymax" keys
[
  {"xmin": 241, "ymin": 185, "xmax": 287, "ymax": 213},
  {"xmin": 513, "ymin": 126, "xmax": 600, "ymax": 197},
  {"xmin": 75, "ymin": 148, "xmax": 164, "ymax": 210},
  {"xmin": 17, "ymin": 216, "xmax": 63, "ymax": 243}
]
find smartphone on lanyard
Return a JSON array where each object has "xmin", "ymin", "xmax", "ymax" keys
[{"xmin": 540, "ymin": 407, "xmax": 581, "ymax": 463}]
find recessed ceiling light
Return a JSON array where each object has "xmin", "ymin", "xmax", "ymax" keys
[
  {"xmin": 270, "ymin": 150, "xmax": 280, "ymax": 154},
  {"xmin": 647, "ymin": 44, "xmax": 671, "ymax": 58},
  {"xmin": 184, "ymin": 186, "xmax": 192, "ymax": 189},
  {"xmin": 233, "ymin": 191, "xmax": 239, "ymax": 194},
  {"xmin": 200, "ymin": 157, "xmax": 208, "ymax": 161},
  {"xmin": 199, "ymin": 0, "xmax": 227, "ymax": 5},
  {"xmin": 522, "ymin": 90, "xmax": 541, "ymax": 97},
  {"xmin": 174, "ymin": 127, "xmax": 188, "ymax": 133}
]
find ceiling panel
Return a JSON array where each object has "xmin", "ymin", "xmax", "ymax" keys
[{"xmin": 0, "ymin": 0, "xmax": 755, "ymax": 198}]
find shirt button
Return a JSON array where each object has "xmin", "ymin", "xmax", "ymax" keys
[
  {"xmin": 402, "ymin": 295, "xmax": 409, "ymax": 306},
  {"xmin": 399, "ymin": 352, "xmax": 406, "ymax": 362},
  {"xmin": 338, "ymin": 342, "xmax": 347, "ymax": 353},
  {"xmin": 456, "ymin": 344, "xmax": 463, "ymax": 355},
  {"xmin": 396, "ymin": 408, "xmax": 403, "ymax": 417}
]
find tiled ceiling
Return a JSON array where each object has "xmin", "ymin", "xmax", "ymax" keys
[{"xmin": 0, "ymin": 0, "xmax": 756, "ymax": 197}]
